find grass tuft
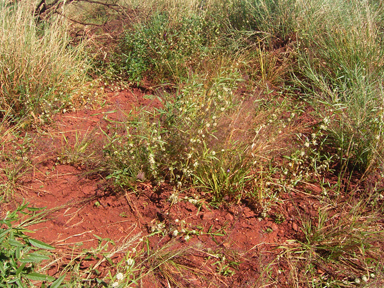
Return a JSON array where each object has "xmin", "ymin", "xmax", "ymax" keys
[{"xmin": 0, "ymin": 0, "xmax": 88, "ymax": 123}]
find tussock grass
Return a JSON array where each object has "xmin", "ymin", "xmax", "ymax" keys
[
  {"xmin": 278, "ymin": 194, "xmax": 384, "ymax": 287},
  {"xmin": 0, "ymin": 0, "xmax": 88, "ymax": 123},
  {"xmin": 294, "ymin": 0, "xmax": 384, "ymax": 172}
]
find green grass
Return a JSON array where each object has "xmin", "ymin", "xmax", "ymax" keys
[{"xmin": 294, "ymin": 0, "xmax": 384, "ymax": 173}]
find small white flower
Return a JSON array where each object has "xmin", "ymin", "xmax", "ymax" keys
[
  {"xmin": 116, "ymin": 272, "xmax": 124, "ymax": 280},
  {"xmin": 354, "ymin": 278, "xmax": 361, "ymax": 284},
  {"xmin": 184, "ymin": 235, "xmax": 190, "ymax": 241},
  {"xmin": 211, "ymin": 151, "xmax": 216, "ymax": 155},
  {"xmin": 112, "ymin": 282, "xmax": 119, "ymax": 287},
  {"xmin": 304, "ymin": 142, "xmax": 310, "ymax": 148},
  {"xmin": 126, "ymin": 258, "xmax": 135, "ymax": 266},
  {"xmin": 362, "ymin": 275, "xmax": 368, "ymax": 282},
  {"xmin": 172, "ymin": 230, "xmax": 179, "ymax": 237},
  {"xmin": 370, "ymin": 273, "xmax": 376, "ymax": 278},
  {"xmin": 175, "ymin": 219, "xmax": 179, "ymax": 223},
  {"xmin": 148, "ymin": 154, "xmax": 155, "ymax": 165}
]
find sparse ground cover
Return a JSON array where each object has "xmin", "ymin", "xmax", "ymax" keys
[{"xmin": 1, "ymin": 0, "xmax": 384, "ymax": 287}]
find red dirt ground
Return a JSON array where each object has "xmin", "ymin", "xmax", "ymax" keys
[{"xmin": 2, "ymin": 86, "xmax": 381, "ymax": 287}]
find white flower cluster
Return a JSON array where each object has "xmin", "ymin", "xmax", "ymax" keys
[{"xmin": 111, "ymin": 272, "xmax": 124, "ymax": 287}]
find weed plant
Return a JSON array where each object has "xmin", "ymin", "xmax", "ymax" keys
[
  {"xmin": 209, "ymin": 0, "xmax": 296, "ymax": 47},
  {"xmin": 117, "ymin": 11, "xmax": 221, "ymax": 83},
  {"xmin": 115, "ymin": 0, "xmax": 298, "ymax": 85},
  {"xmin": 0, "ymin": 202, "xmax": 65, "ymax": 287},
  {"xmin": 0, "ymin": 113, "xmax": 33, "ymax": 201},
  {"xmin": 102, "ymin": 68, "xmax": 253, "ymax": 199}
]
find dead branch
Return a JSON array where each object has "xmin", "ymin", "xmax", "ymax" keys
[{"xmin": 54, "ymin": 10, "xmax": 105, "ymax": 26}]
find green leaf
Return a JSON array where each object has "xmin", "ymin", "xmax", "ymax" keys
[
  {"xmin": 15, "ymin": 278, "xmax": 26, "ymax": 287},
  {"xmin": 25, "ymin": 272, "xmax": 55, "ymax": 282},
  {"xmin": 27, "ymin": 207, "xmax": 45, "ymax": 212},
  {"xmin": 9, "ymin": 239, "xmax": 24, "ymax": 247},
  {"xmin": 50, "ymin": 274, "xmax": 66, "ymax": 288},
  {"xmin": 15, "ymin": 263, "xmax": 27, "ymax": 276},
  {"xmin": 29, "ymin": 238, "xmax": 55, "ymax": 250},
  {"xmin": 0, "ymin": 229, "xmax": 10, "ymax": 239},
  {"xmin": 16, "ymin": 246, "xmax": 23, "ymax": 259},
  {"xmin": 20, "ymin": 252, "xmax": 50, "ymax": 263}
]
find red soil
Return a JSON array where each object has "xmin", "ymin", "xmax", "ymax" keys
[{"xmin": 2, "ymin": 86, "xmax": 370, "ymax": 287}]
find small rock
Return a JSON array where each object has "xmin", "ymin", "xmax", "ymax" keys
[
  {"xmin": 202, "ymin": 212, "xmax": 215, "ymax": 220},
  {"xmin": 243, "ymin": 207, "xmax": 255, "ymax": 218},
  {"xmin": 292, "ymin": 222, "xmax": 298, "ymax": 231},
  {"xmin": 223, "ymin": 242, "xmax": 231, "ymax": 248},
  {"xmin": 225, "ymin": 213, "xmax": 234, "ymax": 221}
]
